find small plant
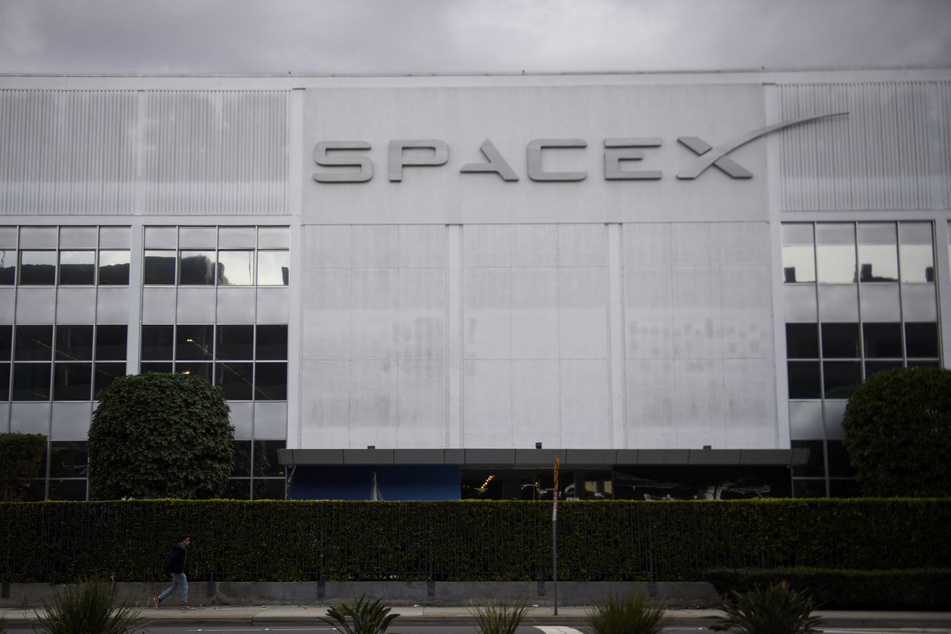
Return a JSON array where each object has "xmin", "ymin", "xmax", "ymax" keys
[
  {"xmin": 33, "ymin": 581, "xmax": 145, "ymax": 634},
  {"xmin": 320, "ymin": 595, "xmax": 400, "ymax": 634},
  {"xmin": 710, "ymin": 582, "xmax": 825, "ymax": 634},
  {"xmin": 585, "ymin": 592, "xmax": 671, "ymax": 634},
  {"xmin": 471, "ymin": 598, "xmax": 530, "ymax": 634}
]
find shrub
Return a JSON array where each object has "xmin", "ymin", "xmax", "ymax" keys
[
  {"xmin": 709, "ymin": 582, "xmax": 823, "ymax": 634},
  {"xmin": 585, "ymin": 592, "xmax": 671, "ymax": 634},
  {"xmin": 472, "ymin": 598, "xmax": 530, "ymax": 634},
  {"xmin": 33, "ymin": 581, "xmax": 145, "ymax": 634},
  {"xmin": 320, "ymin": 595, "xmax": 400, "ymax": 634}
]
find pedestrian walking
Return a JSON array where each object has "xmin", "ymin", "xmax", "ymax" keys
[{"xmin": 154, "ymin": 535, "xmax": 194, "ymax": 609}]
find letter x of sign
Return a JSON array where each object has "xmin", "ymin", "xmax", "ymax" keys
[{"xmin": 676, "ymin": 112, "xmax": 848, "ymax": 180}]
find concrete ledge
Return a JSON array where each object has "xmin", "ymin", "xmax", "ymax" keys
[{"xmin": 0, "ymin": 581, "xmax": 719, "ymax": 608}]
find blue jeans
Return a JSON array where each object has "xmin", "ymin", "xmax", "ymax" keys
[{"xmin": 159, "ymin": 572, "xmax": 188, "ymax": 605}]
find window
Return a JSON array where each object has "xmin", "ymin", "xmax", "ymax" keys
[
  {"xmin": 142, "ymin": 226, "xmax": 289, "ymax": 287},
  {"xmin": 140, "ymin": 324, "xmax": 287, "ymax": 401},
  {"xmin": 0, "ymin": 226, "xmax": 130, "ymax": 287}
]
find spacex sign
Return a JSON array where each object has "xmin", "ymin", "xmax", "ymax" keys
[{"xmin": 312, "ymin": 112, "xmax": 846, "ymax": 184}]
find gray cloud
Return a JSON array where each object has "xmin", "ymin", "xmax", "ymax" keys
[{"xmin": 0, "ymin": 0, "xmax": 948, "ymax": 75}]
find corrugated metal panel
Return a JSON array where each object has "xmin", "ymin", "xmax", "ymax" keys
[
  {"xmin": 0, "ymin": 89, "xmax": 290, "ymax": 216},
  {"xmin": 776, "ymin": 82, "xmax": 943, "ymax": 211},
  {"xmin": 939, "ymin": 82, "xmax": 951, "ymax": 209}
]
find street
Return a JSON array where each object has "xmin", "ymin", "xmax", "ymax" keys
[{"xmin": 7, "ymin": 626, "xmax": 950, "ymax": 634}]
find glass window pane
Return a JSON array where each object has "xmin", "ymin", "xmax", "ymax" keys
[
  {"xmin": 19, "ymin": 250, "xmax": 57, "ymax": 285},
  {"xmin": 900, "ymin": 222, "xmax": 934, "ymax": 283},
  {"xmin": 782, "ymin": 245, "xmax": 815, "ymax": 283},
  {"xmin": 143, "ymin": 250, "xmax": 176, "ymax": 285},
  {"xmin": 823, "ymin": 361, "xmax": 862, "ymax": 398},
  {"xmin": 176, "ymin": 362, "xmax": 213, "ymax": 383},
  {"xmin": 225, "ymin": 479, "xmax": 251, "ymax": 500},
  {"xmin": 0, "ymin": 365, "xmax": 9, "ymax": 400},
  {"xmin": 0, "ymin": 249, "xmax": 15, "ymax": 285},
  {"xmin": 816, "ymin": 224, "xmax": 856, "ymax": 284},
  {"xmin": 857, "ymin": 223, "xmax": 898, "ymax": 283},
  {"xmin": 179, "ymin": 251, "xmax": 216, "ymax": 285},
  {"xmin": 53, "ymin": 363, "xmax": 92, "ymax": 400},
  {"xmin": 254, "ymin": 440, "xmax": 285, "ymax": 477},
  {"xmin": 255, "ymin": 362, "xmax": 287, "ymax": 400},
  {"xmin": 0, "ymin": 325, "xmax": 11, "ymax": 361},
  {"xmin": 865, "ymin": 360, "xmax": 902, "ymax": 378},
  {"xmin": 141, "ymin": 325, "xmax": 174, "ymax": 360},
  {"xmin": 786, "ymin": 323, "xmax": 819, "ymax": 359},
  {"xmin": 98, "ymin": 250, "xmax": 130, "ymax": 285},
  {"xmin": 141, "ymin": 362, "xmax": 173, "ymax": 374},
  {"xmin": 55, "ymin": 325, "xmax": 94, "ymax": 361},
  {"xmin": 821, "ymin": 323, "xmax": 860, "ymax": 358},
  {"xmin": 905, "ymin": 322, "xmax": 939, "ymax": 358},
  {"xmin": 788, "ymin": 361, "xmax": 821, "ymax": 399},
  {"xmin": 217, "ymin": 251, "xmax": 254, "ymax": 286},
  {"xmin": 95, "ymin": 325, "xmax": 128, "ymax": 361},
  {"xmin": 59, "ymin": 251, "xmax": 96, "ymax": 285},
  {"xmin": 216, "ymin": 325, "xmax": 254, "ymax": 360},
  {"xmin": 231, "ymin": 441, "xmax": 252, "ymax": 477},
  {"xmin": 12, "ymin": 363, "xmax": 51, "ymax": 400},
  {"xmin": 94, "ymin": 362, "xmax": 126, "ymax": 397},
  {"xmin": 254, "ymin": 479, "xmax": 286, "ymax": 500},
  {"xmin": 15, "ymin": 326, "xmax": 53, "ymax": 360},
  {"xmin": 177, "ymin": 325, "xmax": 215, "ymax": 360},
  {"xmin": 216, "ymin": 362, "xmax": 253, "ymax": 400},
  {"xmin": 256, "ymin": 325, "xmax": 288, "ymax": 360},
  {"xmin": 49, "ymin": 441, "xmax": 87, "ymax": 478},
  {"xmin": 826, "ymin": 440, "xmax": 855, "ymax": 478},
  {"xmin": 257, "ymin": 251, "xmax": 289, "ymax": 286},
  {"xmin": 863, "ymin": 323, "xmax": 902, "ymax": 358},
  {"xmin": 791, "ymin": 440, "xmax": 825, "ymax": 477},
  {"xmin": 48, "ymin": 479, "xmax": 87, "ymax": 501}
]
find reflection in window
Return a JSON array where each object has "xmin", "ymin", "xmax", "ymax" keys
[
  {"xmin": 12, "ymin": 364, "xmax": 51, "ymax": 400},
  {"xmin": 217, "ymin": 362, "xmax": 254, "ymax": 400},
  {"xmin": 95, "ymin": 326, "xmax": 128, "ymax": 361},
  {"xmin": 788, "ymin": 361, "xmax": 821, "ymax": 399},
  {"xmin": 59, "ymin": 251, "xmax": 96, "ymax": 285},
  {"xmin": 905, "ymin": 322, "xmax": 939, "ymax": 358},
  {"xmin": 899, "ymin": 223, "xmax": 934, "ymax": 283},
  {"xmin": 143, "ymin": 250, "xmax": 176, "ymax": 285},
  {"xmin": 781, "ymin": 224, "xmax": 815, "ymax": 283},
  {"xmin": 216, "ymin": 325, "xmax": 254, "ymax": 361},
  {"xmin": 785, "ymin": 323, "xmax": 819, "ymax": 359},
  {"xmin": 217, "ymin": 251, "xmax": 254, "ymax": 286},
  {"xmin": 98, "ymin": 250, "xmax": 130, "ymax": 285},
  {"xmin": 823, "ymin": 361, "xmax": 862, "ymax": 398},
  {"xmin": 816, "ymin": 224, "xmax": 856, "ymax": 284},
  {"xmin": 0, "ymin": 365, "xmax": 9, "ymax": 400},
  {"xmin": 0, "ymin": 326, "xmax": 10, "ymax": 360},
  {"xmin": 255, "ymin": 362, "xmax": 287, "ymax": 399},
  {"xmin": 54, "ymin": 364, "xmax": 92, "ymax": 400},
  {"xmin": 176, "ymin": 362, "xmax": 213, "ymax": 383},
  {"xmin": 19, "ymin": 250, "xmax": 57, "ymax": 285},
  {"xmin": 141, "ymin": 325, "xmax": 174, "ymax": 360},
  {"xmin": 56, "ymin": 326, "xmax": 94, "ymax": 361},
  {"xmin": 94, "ymin": 362, "xmax": 126, "ymax": 397},
  {"xmin": 821, "ymin": 323, "xmax": 860, "ymax": 359},
  {"xmin": 15, "ymin": 326, "xmax": 53, "ymax": 361},
  {"xmin": 177, "ymin": 325, "xmax": 215, "ymax": 360},
  {"xmin": 257, "ymin": 251, "xmax": 289, "ymax": 285},
  {"xmin": 256, "ymin": 325, "xmax": 288, "ymax": 360},
  {"xmin": 863, "ymin": 323, "xmax": 902, "ymax": 358},
  {"xmin": 179, "ymin": 251, "xmax": 216, "ymax": 285},
  {"xmin": 0, "ymin": 249, "xmax": 15, "ymax": 285},
  {"xmin": 857, "ymin": 223, "xmax": 898, "ymax": 282}
]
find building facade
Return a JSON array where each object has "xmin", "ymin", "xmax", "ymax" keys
[{"xmin": 1, "ymin": 69, "xmax": 949, "ymax": 500}]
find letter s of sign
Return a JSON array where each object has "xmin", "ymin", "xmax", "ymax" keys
[{"xmin": 313, "ymin": 141, "xmax": 373, "ymax": 183}]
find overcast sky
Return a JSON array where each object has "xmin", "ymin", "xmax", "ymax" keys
[{"xmin": 0, "ymin": 0, "xmax": 949, "ymax": 76}]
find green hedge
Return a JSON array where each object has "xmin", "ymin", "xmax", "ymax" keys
[
  {"xmin": 703, "ymin": 568, "xmax": 951, "ymax": 610},
  {"xmin": 0, "ymin": 499, "xmax": 947, "ymax": 584}
]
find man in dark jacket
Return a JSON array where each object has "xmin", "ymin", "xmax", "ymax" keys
[{"xmin": 154, "ymin": 535, "xmax": 193, "ymax": 609}]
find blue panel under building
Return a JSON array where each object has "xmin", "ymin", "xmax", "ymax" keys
[{"xmin": 287, "ymin": 465, "xmax": 462, "ymax": 501}]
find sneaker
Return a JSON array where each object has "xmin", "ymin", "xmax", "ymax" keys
[
  {"xmin": 153, "ymin": 597, "xmax": 161, "ymax": 609},
  {"xmin": 181, "ymin": 604, "xmax": 194, "ymax": 610}
]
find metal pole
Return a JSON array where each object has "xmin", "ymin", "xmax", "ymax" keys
[{"xmin": 552, "ymin": 456, "xmax": 559, "ymax": 616}]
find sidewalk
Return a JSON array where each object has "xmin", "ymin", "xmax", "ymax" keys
[{"xmin": 2, "ymin": 604, "xmax": 950, "ymax": 630}]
